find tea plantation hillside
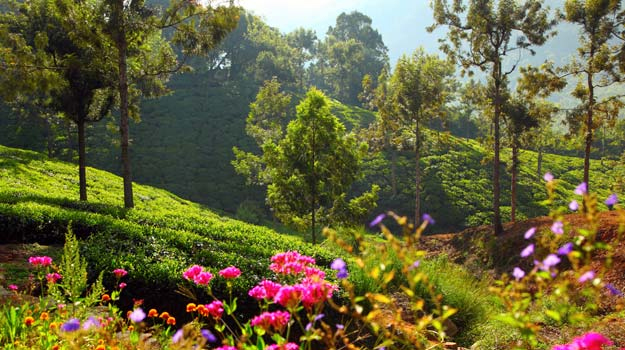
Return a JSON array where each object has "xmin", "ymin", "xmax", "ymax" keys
[{"xmin": 0, "ymin": 145, "xmax": 337, "ymax": 312}]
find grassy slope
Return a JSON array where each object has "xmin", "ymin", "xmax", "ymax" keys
[{"xmin": 0, "ymin": 145, "xmax": 336, "ymax": 312}]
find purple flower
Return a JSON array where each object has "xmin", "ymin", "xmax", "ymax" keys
[
  {"xmin": 314, "ymin": 313, "xmax": 325, "ymax": 322},
  {"xmin": 541, "ymin": 254, "xmax": 561, "ymax": 270},
  {"xmin": 201, "ymin": 329, "xmax": 217, "ymax": 343},
  {"xmin": 129, "ymin": 308, "xmax": 146, "ymax": 323},
  {"xmin": 336, "ymin": 324, "xmax": 344, "ymax": 330},
  {"xmin": 410, "ymin": 260, "xmax": 420, "ymax": 270},
  {"xmin": 61, "ymin": 318, "xmax": 81, "ymax": 332},
  {"xmin": 574, "ymin": 182, "xmax": 587, "ymax": 195},
  {"xmin": 422, "ymin": 213, "xmax": 435, "ymax": 225},
  {"xmin": 512, "ymin": 267, "xmax": 525, "ymax": 281},
  {"xmin": 369, "ymin": 213, "xmax": 386, "ymax": 227},
  {"xmin": 331, "ymin": 258, "xmax": 348, "ymax": 279},
  {"xmin": 172, "ymin": 329, "xmax": 183, "ymax": 343},
  {"xmin": 606, "ymin": 283, "xmax": 624, "ymax": 296},
  {"xmin": 82, "ymin": 316, "xmax": 100, "ymax": 330},
  {"xmin": 543, "ymin": 172, "xmax": 554, "ymax": 182},
  {"xmin": 605, "ymin": 193, "xmax": 618, "ymax": 207},
  {"xmin": 557, "ymin": 242, "xmax": 573, "ymax": 256},
  {"xmin": 520, "ymin": 244, "xmax": 535, "ymax": 258},
  {"xmin": 524, "ymin": 227, "xmax": 536, "ymax": 239},
  {"xmin": 551, "ymin": 221, "xmax": 564, "ymax": 235},
  {"xmin": 568, "ymin": 200, "xmax": 579, "ymax": 211},
  {"xmin": 578, "ymin": 271, "xmax": 595, "ymax": 283}
]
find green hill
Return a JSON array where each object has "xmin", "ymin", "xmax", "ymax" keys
[{"xmin": 0, "ymin": 144, "xmax": 336, "ymax": 312}]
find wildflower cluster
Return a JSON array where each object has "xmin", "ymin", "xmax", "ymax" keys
[{"xmin": 492, "ymin": 174, "xmax": 624, "ymax": 348}]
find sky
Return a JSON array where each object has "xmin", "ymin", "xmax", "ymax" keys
[{"xmin": 236, "ymin": 0, "xmax": 445, "ymax": 65}]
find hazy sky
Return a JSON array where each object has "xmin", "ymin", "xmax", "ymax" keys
[{"xmin": 236, "ymin": 0, "xmax": 445, "ymax": 64}]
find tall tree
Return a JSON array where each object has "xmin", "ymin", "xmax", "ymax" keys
[
  {"xmin": 390, "ymin": 48, "xmax": 454, "ymax": 226},
  {"xmin": 238, "ymin": 87, "xmax": 378, "ymax": 243},
  {"xmin": 429, "ymin": 0, "xmax": 556, "ymax": 235},
  {"xmin": 101, "ymin": 0, "xmax": 238, "ymax": 208},
  {"xmin": 0, "ymin": 0, "xmax": 116, "ymax": 201},
  {"xmin": 313, "ymin": 11, "xmax": 389, "ymax": 105}
]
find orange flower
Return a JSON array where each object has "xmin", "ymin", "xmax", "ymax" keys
[
  {"xmin": 166, "ymin": 317, "xmax": 176, "ymax": 326},
  {"xmin": 40, "ymin": 312, "xmax": 49, "ymax": 321},
  {"xmin": 186, "ymin": 303, "xmax": 197, "ymax": 313},
  {"xmin": 196, "ymin": 304, "xmax": 208, "ymax": 317},
  {"xmin": 128, "ymin": 325, "xmax": 134, "ymax": 331},
  {"xmin": 159, "ymin": 312, "xmax": 170, "ymax": 320},
  {"xmin": 24, "ymin": 316, "xmax": 35, "ymax": 326},
  {"xmin": 51, "ymin": 345, "xmax": 60, "ymax": 350},
  {"xmin": 102, "ymin": 294, "xmax": 111, "ymax": 302},
  {"xmin": 95, "ymin": 345, "xmax": 105, "ymax": 350},
  {"xmin": 49, "ymin": 322, "xmax": 57, "ymax": 330},
  {"xmin": 148, "ymin": 309, "xmax": 158, "ymax": 318}
]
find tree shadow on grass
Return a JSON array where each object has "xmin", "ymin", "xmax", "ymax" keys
[{"xmin": 0, "ymin": 192, "xmax": 128, "ymax": 220}]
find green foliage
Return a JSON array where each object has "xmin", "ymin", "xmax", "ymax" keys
[{"xmin": 57, "ymin": 227, "xmax": 88, "ymax": 301}]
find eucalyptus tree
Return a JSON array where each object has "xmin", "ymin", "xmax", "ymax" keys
[
  {"xmin": 100, "ymin": 0, "xmax": 239, "ymax": 208},
  {"xmin": 390, "ymin": 49, "xmax": 454, "ymax": 226},
  {"xmin": 429, "ymin": 0, "xmax": 556, "ymax": 235}
]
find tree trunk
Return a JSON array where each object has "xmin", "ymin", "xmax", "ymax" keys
[
  {"xmin": 77, "ymin": 118, "xmax": 87, "ymax": 201},
  {"xmin": 116, "ymin": 0, "xmax": 134, "ymax": 209},
  {"xmin": 583, "ymin": 50, "xmax": 595, "ymax": 193},
  {"xmin": 66, "ymin": 119, "xmax": 74, "ymax": 162},
  {"xmin": 44, "ymin": 117, "xmax": 53, "ymax": 158},
  {"xmin": 511, "ymin": 141, "xmax": 518, "ymax": 223},
  {"xmin": 493, "ymin": 62, "xmax": 503, "ymax": 236},
  {"xmin": 391, "ymin": 148, "xmax": 398, "ymax": 197},
  {"xmin": 537, "ymin": 146, "xmax": 543, "ymax": 181},
  {"xmin": 415, "ymin": 119, "xmax": 421, "ymax": 227}
]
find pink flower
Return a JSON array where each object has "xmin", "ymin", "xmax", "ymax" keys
[
  {"xmin": 552, "ymin": 332, "xmax": 613, "ymax": 350},
  {"xmin": 119, "ymin": 282, "xmax": 127, "ymax": 289},
  {"xmin": 304, "ymin": 267, "xmax": 325, "ymax": 279},
  {"xmin": 206, "ymin": 300, "xmax": 224, "ymax": 319},
  {"xmin": 270, "ymin": 251, "xmax": 316, "ymax": 275},
  {"xmin": 8, "ymin": 284, "xmax": 18, "ymax": 291},
  {"xmin": 298, "ymin": 279, "xmax": 337, "ymax": 309},
  {"xmin": 251, "ymin": 311, "xmax": 291, "ymax": 332},
  {"xmin": 113, "ymin": 269, "xmax": 128, "ymax": 278},
  {"xmin": 266, "ymin": 343, "xmax": 299, "ymax": 350},
  {"xmin": 274, "ymin": 285, "xmax": 303, "ymax": 308},
  {"xmin": 183, "ymin": 265, "xmax": 203, "ymax": 281},
  {"xmin": 28, "ymin": 256, "xmax": 52, "ymax": 267},
  {"xmin": 46, "ymin": 273, "xmax": 62, "ymax": 284},
  {"xmin": 219, "ymin": 266, "xmax": 241, "ymax": 279},
  {"xmin": 215, "ymin": 346, "xmax": 237, "ymax": 350},
  {"xmin": 193, "ymin": 271, "xmax": 213, "ymax": 286}
]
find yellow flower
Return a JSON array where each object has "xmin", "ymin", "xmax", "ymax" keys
[
  {"xmin": 186, "ymin": 303, "xmax": 197, "ymax": 313},
  {"xmin": 24, "ymin": 316, "xmax": 35, "ymax": 326},
  {"xmin": 40, "ymin": 312, "xmax": 49, "ymax": 321}
]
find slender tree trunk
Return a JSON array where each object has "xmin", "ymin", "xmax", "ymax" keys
[
  {"xmin": 77, "ymin": 118, "xmax": 87, "ymax": 201},
  {"xmin": 391, "ymin": 148, "xmax": 398, "ymax": 197},
  {"xmin": 116, "ymin": 0, "xmax": 134, "ymax": 208},
  {"xmin": 583, "ymin": 51, "xmax": 595, "ymax": 192},
  {"xmin": 537, "ymin": 146, "xmax": 543, "ymax": 181},
  {"xmin": 493, "ymin": 62, "xmax": 503, "ymax": 236},
  {"xmin": 66, "ymin": 119, "xmax": 74, "ymax": 162},
  {"xmin": 43, "ymin": 117, "xmax": 53, "ymax": 158},
  {"xmin": 415, "ymin": 118, "xmax": 421, "ymax": 227},
  {"xmin": 511, "ymin": 141, "xmax": 518, "ymax": 223}
]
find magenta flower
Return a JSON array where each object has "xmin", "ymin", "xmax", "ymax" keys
[
  {"xmin": 574, "ymin": 182, "xmax": 587, "ymax": 195},
  {"xmin": 219, "ymin": 266, "xmax": 241, "ymax": 279},
  {"xmin": 182, "ymin": 265, "xmax": 203, "ymax": 281},
  {"xmin": 193, "ymin": 271, "xmax": 213, "ymax": 286},
  {"xmin": 553, "ymin": 332, "xmax": 613, "ymax": 350},
  {"xmin": 520, "ymin": 244, "xmax": 535, "ymax": 258},
  {"xmin": 543, "ymin": 172, "xmax": 554, "ymax": 182},
  {"xmin": 251, "ymin": 311, "xmax": 291, "ymax": 331},
  {"xmin": 113, "ymin": 269, "xmax": 128, "ymax": 278},
  {"xmin": 266, "ymin": 343, "xmax": 300, "ymax": 350},
  {"xmin": 524, "ymin": 227, "xmax": 536, "ymax": 239},
  {"xmin": 569, "ymin": 200, "xmax": 579, "ymax": 211},
  {"xmin": 206, "ymin": 300, "xmax": 224, "ymax": 319},
  {"xmin": 270, "ymin": 251, "xmax": 315, "ymax": 275},
  {"xmin": 28, "ymin": 256, "xmax": 53, "ymax": 267},
  {"xmin": 578, "ymin": 270, "xmax": 595, "ymax": 283},
  {"xmin": 512, "ymin": 267, "xmax": 525, "ymax": 281},
  {"xmin": 215, "ymin": 347, "xmax": 237, "ymax": 350},
  {"xmin": 8, "ymin": 284, "xmax": 18, "ymax": 291},
  {"xmin": 551, "ymin": 221, "xmax": 564, "ymax": 235},
  {"xmin": 274, "ymin": 285, "xmax": 303, "ymax": 308},
  {"xmin": 369, "ymin": 213, "xmax": 386, "ymax": 227},
  {"xmin": 605, "ymin": 193, "xmax": 618, "ymax": 208},
  {"xmin": 46, "ymin": 272, "xmax": 62, "ymax": 284},
  {"xmin": 119, "ymin": 282, "xmax": 127, "ymax": 289}
]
